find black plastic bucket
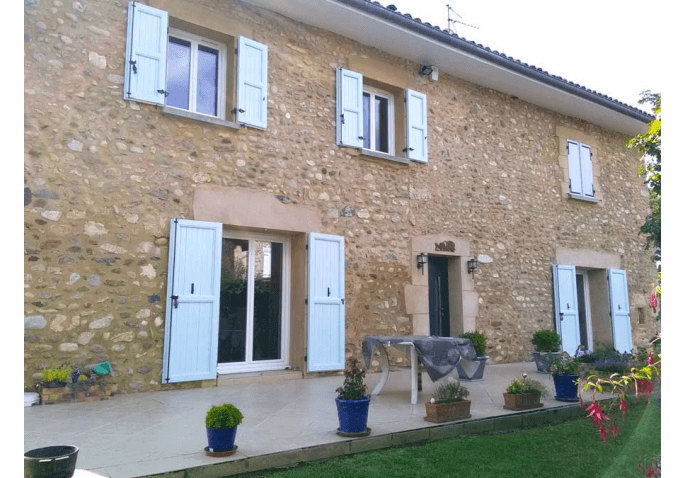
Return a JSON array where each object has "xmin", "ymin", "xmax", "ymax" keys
[{"xmin": 24, "ymin": 445, "xmax": 79, "ymax": 478}]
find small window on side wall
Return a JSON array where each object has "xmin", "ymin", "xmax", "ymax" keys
[{"xmin": 567, "ymin": 140, "xmax": 594, "ymax": 198}]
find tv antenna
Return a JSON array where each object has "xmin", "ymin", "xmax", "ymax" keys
[{"xmin": 446, "ymin": 4, "xmax": 478, "ymax": 33}]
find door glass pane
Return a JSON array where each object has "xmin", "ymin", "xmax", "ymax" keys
[
  {"xmin": 362, "ymin": 92, "xmax": 371, "ymax": 149},
  {"xmin": 166, "ymin": 37, "xmax": 191, "ymax": 110},
  {"xmin": 218, "ymin": 238, "xmax": 249, "ymax": 363},
  {"xmin": 375, "ymin": 96, "xmax": 389, "ymax": 153},
  {"xmin": 252, "ymin": 242, "xmax": 283, "ymax": 361},
  {"xmin": 196, "ymin": 45, "xmax": 219, "ymax": 116},
  {"xmin": 576, "ymin": 274, "xmax": 589, "ymax": 349}
]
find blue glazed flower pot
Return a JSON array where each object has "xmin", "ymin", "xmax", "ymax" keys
[
  {"xmin": 553, "ymin": 374, "xmax": 579, "ymax": 400},
  {"xmin": 206, "ymin": 426, "xmax": 238, "ymax": 452},
  {"xmin": 335, "ymin": 396, "xmax": 370, "ymax": 433}
]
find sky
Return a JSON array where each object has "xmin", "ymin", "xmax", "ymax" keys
[{"xmin": 386, "ymin": 0, "xmax": 662, "ymax": 113}]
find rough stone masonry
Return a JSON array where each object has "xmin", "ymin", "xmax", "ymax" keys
[{"xmin": 24, "ymin": 0, "xmax": 659, "ymax": 393}]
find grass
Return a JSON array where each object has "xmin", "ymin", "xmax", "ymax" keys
[{"xmin": 239, "ymin": 399, "xmax": 660, "ymax": 478}]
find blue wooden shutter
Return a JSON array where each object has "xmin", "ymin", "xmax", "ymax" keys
[
  {"xmin": 608, "ymin": 269, "xmax": 632, "ymax": 353},
  {"xmin": 336, "ymin": 68, "xmax": 364, "ymax": 148},
  {"xmin": 124, "ymin": 1, "xmax": 168, "ymax": 105},
  {"xmin": 580, "ymin": 144, "xmax": 594, "ymax": 197},
  {"xmin": 406, "ymin": 89, "xmax": 428, "ymax": 162},
  {"xmin": 567, "ymin": 141, "xmax": 583, "ymax": 195},
  {"xmin": 236, "ymin": 36, "xmax": 268, "ymax": 129},
  {"xmin": 307, "ymin": 233, "xmax": 345, "ymax": 372},
  {"xmin": 162, "ymin": 219, "xmax": 222, "ymax": 383},
  {"xmin": 553, "ymin": 264, "xmax": 581, "ymax": 355}
]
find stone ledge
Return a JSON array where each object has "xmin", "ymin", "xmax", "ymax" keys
[
  {"xmin": 568, "ymin": 193, "xmax": 600, "ymax": 204},
  {"xmin": 161, "ymin": 106, "xmax": 241, "ymax": 130}
]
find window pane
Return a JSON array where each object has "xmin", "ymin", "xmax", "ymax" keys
[
  {"xmin": 375, "ymin": 96, "xmax": 389, "ymax": 153},
  {"xmin": 218, "ymin": 238, "xmax": 249, "ymax": 363},
  {"xmin": 252, "ymin": 242, "xmax": 282, "ymax": 361},
  {"xmin": 363, "ymin": 92, "xmax": 371, "ymax": 150},
  {"xmin": 196, "ymin": 45, "xmax": 219, "ymax": 116},
  {"xmin": 166, "ymin": 37, "xmax": 191, "ymax": 110}
]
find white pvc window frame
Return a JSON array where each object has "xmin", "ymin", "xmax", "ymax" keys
[
  {"xmin": 363, "ymin": 85, "xmax": 395, "ymax": 156},
  {"xmin": 166, "ymin": 28, "xmax": 227, "ymax": 120},
  {"xmin": 216, "ymin": 230, "xmax": 291, "ymax": 374}
]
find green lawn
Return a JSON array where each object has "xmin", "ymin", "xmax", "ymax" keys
[{"xmin": 240, "ymin": 399, "xmax": 660, "ymax": 478}]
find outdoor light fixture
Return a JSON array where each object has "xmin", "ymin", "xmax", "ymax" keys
[
  {"xmin": 467, "ymin": 258, "xmax": 478, "ymax": 279},
  {"xmin": 419, "ymin": 65, "xmax": 434, "ymax": 75},
  {"xmin": 417, "ymin": 252, "xmax": 428, "ymax": 275}
]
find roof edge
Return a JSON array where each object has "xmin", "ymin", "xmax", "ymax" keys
[{"xmin": 335, "ymin": 0, "xmax": 654, "ymax": 124}]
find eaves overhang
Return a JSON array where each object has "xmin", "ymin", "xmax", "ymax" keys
[{"xmin": 247, "ymin": 0, "xmax": 652, "ymax": 136}]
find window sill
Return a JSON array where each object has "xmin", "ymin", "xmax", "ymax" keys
[
  {"xmin": 161, "ymin": 106, "xmax": 240, "ymax": 130},
  {"xmin": 568, "ymin": 193, "xmax": 600, "ymax": 204},
  {"xmin": 359, "ymin": 149, "xmax": 409, "ymax": 164}
]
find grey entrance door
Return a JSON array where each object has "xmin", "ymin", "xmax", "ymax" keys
[{"xmin": 428, "ymin": 256, "xmax": 450, "ymax": 337}]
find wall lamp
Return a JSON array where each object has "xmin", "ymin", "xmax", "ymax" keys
[
  {"xmin": 467, "ymin": 258, "xmax": 478, "ymax": 279},
  {"xmin": 417, "ymin": 252, "xmax": 428, "ymax": 275},
  {"xmin": 419, "ymin": 65, "xmax": 439, "ymax": 81}
]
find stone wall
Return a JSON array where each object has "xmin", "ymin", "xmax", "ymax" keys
[{"xmin": 24, "ymin": 0, "xmax": 659, "ymax": 392}]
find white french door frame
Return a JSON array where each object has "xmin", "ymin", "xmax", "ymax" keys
[
  {"xmin": 577, "ymin": 269, "xmax": 594, "ymax": 353},
  {"xmin": 217, "ymin": 230, "xmax": 291, "ymax": 374}
]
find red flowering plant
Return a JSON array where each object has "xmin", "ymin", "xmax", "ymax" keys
[{"xmin": 576, "ymin": 335, "xmax": 660, "ymax": 443}]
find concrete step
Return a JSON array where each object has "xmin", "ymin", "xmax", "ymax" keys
[{"xmin": 217, "ymin": 369, "xmax": 302, "ymax": 386}]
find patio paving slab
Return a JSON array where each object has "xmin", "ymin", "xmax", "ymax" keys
[{"xmin": 24, "ymin": 361, "xmax": 609, "ymax": 477}]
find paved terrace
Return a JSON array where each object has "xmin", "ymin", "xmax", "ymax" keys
[{"xmin": 24, "ymin": 361, "xmax": 605, "ymax": 478}]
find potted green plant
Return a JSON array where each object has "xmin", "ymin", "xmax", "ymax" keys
[
  {"xmin": 205, "ymin": 403, "xmax": 243, "ymax": 455},
  {"xmin": 335, "ymin": 357, "xmax": 370, "ymax": 436},
  {"xmin": 531, "ymin": 329, "xmax": 561, "ymax": 372},
  {"xmin": 549, "ymin": 353, "xmax": 579, "ymax": 401},
  {"xmin": 456, "ymin": 331, "xmax": 489, "ymax": 381},
  {"xmin": 425, "ymin": 377, "xmax": 471, "ymax": 423},
  {"xmin": 41, "ymin": 367, "xmax": 71, "ymax": 388},
  {"xmin": 503, "ymin": 373, "xmax": 549, "ymax": 411}
]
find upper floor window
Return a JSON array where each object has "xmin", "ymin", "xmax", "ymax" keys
[
  {"xmin": 123, "ymin": 1, "xmax": 268, "ymax": 129},
  {"xmin": 567, "ymin": 140, "xmax": 595, "ymax": 198},
  {"xmin": 336, "ymin": 68, "xmax": 428, "ymax": 163}
]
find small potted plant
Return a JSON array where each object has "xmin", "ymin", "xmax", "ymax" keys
[
  {"xmin": 503, "ymin": 373, "xmax": 549, "ymax": 411},
  {"xmin": 531, "ymin": 329, "xmax": 561, "ymax": 372},
  {"xmin": 456, "ymin": 331, "xmax": 489, "ymax": 381},
  {"xmin": 41, "ymin": 367, "xmax": 71, "ymax": 388},
  {"xmin": 205, "ymin": 403, "xmax": 243, "ymax": 455},
  {"xmin": 335, "ymin": 357, "xmax": 371, "ymax": 436},
  {"xmin": 549, "ymin": 353, "xmax": 580, "ymax": 401},
  {"xmin": 425, "ymin": 377, "xmax": 471, "ymax": 423}
]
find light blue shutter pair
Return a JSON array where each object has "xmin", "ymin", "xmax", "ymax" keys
[
  {"xmin": 336, "ymin": 68, "xmax": 428, "ymax": 162},
  {"xmin": 567, "ymin": 141, "xmax": 594, "ymax": 197},
  {"xmin": 124, "ymin": 3, "xmax": 268, "ymax": 129},
  {"xmin": 553, "ymin": 265, "xmax": 633, "ymax": 355},
  {"xmin": 162, "ymin": 219, "xmax": 222, "ymax": 383}
]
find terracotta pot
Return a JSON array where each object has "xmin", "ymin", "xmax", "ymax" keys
[
  {"xmin": 502, "ymin": 392, "xmax": 543, "ymax": 411},
  {"xmin": 424, "ymin": 400, "xmax": 471, "ymax": 423}
]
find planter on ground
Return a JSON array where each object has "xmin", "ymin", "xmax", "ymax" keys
[
  {"xmin": 335, "ymin": 396, "xmax": 371, "ymax": 433},
  {"xmin": 424, "ymin": 399, "xmax": 471, "ymax": 423},
  {"xmin": 503, "ymin": 392, "xmax": 543, "ymax": 411},
  {"xmin": 24, "ymin": 445, "xmax": 79, "ymax": 478},
  {"xmin": 553, "ymin": 374, "xmax": 580, "ymax": 401},
  {"xmin": 205, "ymin": 403, "xmax": 243, "ymax": 454}
]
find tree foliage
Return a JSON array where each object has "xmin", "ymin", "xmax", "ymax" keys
[{"xmin": 628, "ymin": 91, "xmax": 661, "ymax": 263}]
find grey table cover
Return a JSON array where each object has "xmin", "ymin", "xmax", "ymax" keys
[{"xmin": 362, "ymin": 335, "xmax": 478, "ymax": 382}]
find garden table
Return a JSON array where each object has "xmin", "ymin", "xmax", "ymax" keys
[{"xmin": 362, "ymin": 335, "xmax": 477, "ymax": 404}]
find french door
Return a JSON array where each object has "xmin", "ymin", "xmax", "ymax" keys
[{"xmin": 217, "ymin": 231, "xmax": 290, "ymax": 373}]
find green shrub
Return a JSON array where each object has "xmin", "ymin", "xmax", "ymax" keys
[
  {"xmin": 505, "ymin": 373, "xmax": 549, "ymax": 398},
  {"xmin": 205, "ymin": 404, "xmax": 244, "ymax": 429},
  {"xmin": 531, "ymin": 330, "xmax": 561, "ymax": 352},
  {"xmin": 459, "ymin": 331, "xmax": 488, "ymax": 357},
  {"xmin": 549, "ymin": 353, "xmax": 579, "ymax": 375},
  {"xmin": 42, "ymin": 367, "xmax": 70, "ymax": 383},
  {"xmin": 336, "ymin": 357, "xmax": 368, "ymax": 400},
  {"xmin": 431, "ymin": 377, "xmax": 469, "ymax": 403}
]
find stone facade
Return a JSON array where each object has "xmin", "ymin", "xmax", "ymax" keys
[{"xmin": 24, "ymin": 0, "xmax": 659, "ymax": 393}]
